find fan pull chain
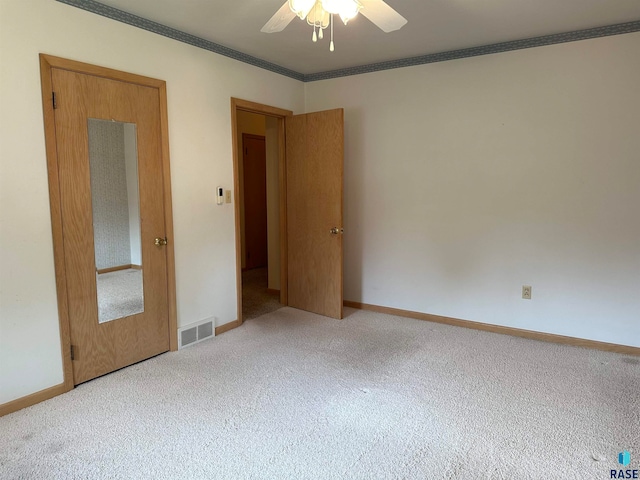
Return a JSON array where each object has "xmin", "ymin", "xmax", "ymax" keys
[
  {"xmin": 312, "ymin": 2, "xmax": 318, "ymax": 42},
  {"xmin": 330, "ymin": 14, "xmax": 335, "ymax": 52},
  {"xmin": 317, "ymin": 2, "xmax": 323, "ymax": 40}
]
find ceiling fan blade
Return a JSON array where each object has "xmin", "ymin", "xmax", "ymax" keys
[
  {"xmin": 261, "ymin": 1, "xmax": 296, "ymax": 33},
  {"xmin": 359, "ymin": 0, "xmax": 408, "ymax": 33}
]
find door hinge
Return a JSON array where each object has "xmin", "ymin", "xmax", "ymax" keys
[
  {"xmin": 52, "ymin": 92, "xmax": 57, "ymax": 110},
  {"xmin": 70, "ymin": 345, "xmax": 76, "ymax": 361}
]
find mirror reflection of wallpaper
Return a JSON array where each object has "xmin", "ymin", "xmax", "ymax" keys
[{"xmin": 88, "ymin": 119, "xmax": 141, "ymax": 270}]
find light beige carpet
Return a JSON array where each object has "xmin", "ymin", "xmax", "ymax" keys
[{"xmin": 0, "ymin": 307, "xmax": 638, "ymax": 479}]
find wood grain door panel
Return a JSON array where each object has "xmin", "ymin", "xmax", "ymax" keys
[
  {"xmin": 52, "ymin": 69, "xmax": 169, "ymax": 384},
  {"xmin": 286, "ymin": 109, "xmax": 344, "ymax": 319},
  {"xmin": 243, "ymin": 134, "xmax": 268, "ymax": 270}
]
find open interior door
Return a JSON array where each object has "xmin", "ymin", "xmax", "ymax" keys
[{"xmin": 286, "ymin": 109, "xmax": 344, "ymax": 319}]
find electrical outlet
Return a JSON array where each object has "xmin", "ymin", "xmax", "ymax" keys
[
  {"xmin": 225, "ymin": 190, "xmax": 232, "ymax": 203},
  {"xmin": 522, "ymin": 285, "xmax": 532, "ymax": 300}
]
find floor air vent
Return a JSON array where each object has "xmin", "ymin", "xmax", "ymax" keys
[{"xmin": 178, "ymin": 318, "xmax": 215, "ymax": 349}]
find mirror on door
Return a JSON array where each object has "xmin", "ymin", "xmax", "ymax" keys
[{"xmin": 88, "ymin": 119, "xmax": 144, "ymax": 323}]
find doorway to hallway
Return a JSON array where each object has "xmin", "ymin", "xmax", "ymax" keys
[
  {"xmin": 231, "ymin": 98, "xmax": 345, "ymax": 324},
  {"xmin": 236, "ymin": 110, "xmax": 283, "ymax": 320}
]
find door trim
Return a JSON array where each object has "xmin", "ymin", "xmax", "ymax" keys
[
  {"xmin": 230, "ymin": 98, "xmax": 292, "ymax": 323},
  {"xmin": 39, "ymin": 54, "xmax": 178, "ymax": 396}
]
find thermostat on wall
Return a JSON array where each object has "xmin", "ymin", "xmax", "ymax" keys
[{"xmin": 217, "ymin": 186, "xmax": 224, "ymax": 205}]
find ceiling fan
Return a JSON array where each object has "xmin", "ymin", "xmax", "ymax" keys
[{"xmin": 261, "ymin": 0, "xmax": 407, "ymax": 51}]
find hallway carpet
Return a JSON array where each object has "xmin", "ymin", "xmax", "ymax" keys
[
  {"xmin": 242, "ymin": 267, "xmax": 281, "ymax": 320},
  {"xmin": 0, "ymin": 307, "xmax": 638, "ymax": 479}
]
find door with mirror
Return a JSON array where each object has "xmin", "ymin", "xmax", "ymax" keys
[{"xmin": 51, "ymin": 68, "xmax": 171, "ymax": 385}]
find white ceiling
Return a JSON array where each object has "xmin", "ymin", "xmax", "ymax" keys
[{"xmin": 95, "ymin": 0, "xmax": 640, "ymax": 75}]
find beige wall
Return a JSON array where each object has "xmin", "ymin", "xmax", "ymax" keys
[
  {"xmin": 124, "ymin": 123, "xmax": 142, "ymax": 266},
  {"xmin": 305, "ymin": 32, "xmax": 640, "ymax": 347},
  {"xmin": 0, "ymin": 0, "xmax": 304, "ymax": 404}
]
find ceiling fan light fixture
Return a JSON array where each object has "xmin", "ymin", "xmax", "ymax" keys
[
  {"xmin": 279, "ymin": 0, "xmax": 387, "ymax": 53},
  {"xmin": 288, "ymin": 0, "xmax": 316, "ymax": 19},
  {"xmin": 321, "ymin": 0, "xmax": 362, "ymax": 24},
  {"xmin": 306, "ymin": 3, "xmax": 330, "ymax": 29}
]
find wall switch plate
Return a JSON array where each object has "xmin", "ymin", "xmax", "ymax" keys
[
  {"xmin": 225, "ymin": 190, "xmax": 232, "ymax": 203},
  {"xmin": 522, "ymin": 285, "xmax": 532, "ymax": 300}
]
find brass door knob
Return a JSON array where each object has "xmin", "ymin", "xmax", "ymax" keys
[
  {"xmin": 154, "ymin": 237, "xmax": 168, "ymax": 246},
  {"xmin": 330, "ymin": 227, "xmax": 344, "ymax": 235}
]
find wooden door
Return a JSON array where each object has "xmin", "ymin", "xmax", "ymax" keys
[
  {"xmin": 286, "ymin": 109, "xmax": 344, "ymax": 319},
  {"xmin": 243, "ymin": 134, "xmax": 268, "ymax": 270},
  {"xmin": 51, "ymin": 68, "xmax": 170, "ymax": 384}
]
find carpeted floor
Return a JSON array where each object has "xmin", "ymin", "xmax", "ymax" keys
[
  {"xmin": 0, "ymin": 307, "xmax": 638, "ymax": 479},
  {"xmin": 242, "ymin": 267, "xmax": 281, "ymax": 320},
  {"xmin": 96, "ymin": 268, "xmax": 144, "ymax": 323}
]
